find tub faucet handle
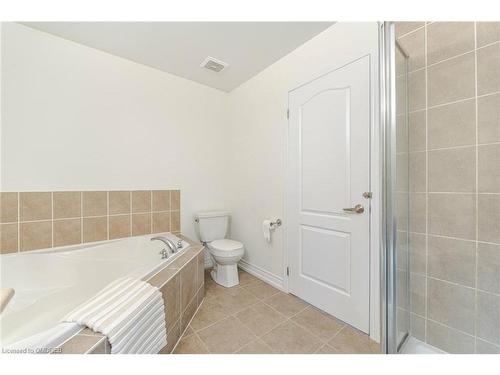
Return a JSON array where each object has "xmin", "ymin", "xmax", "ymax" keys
[
  {"xmin": 177, "ymin": 240, "xmax": 183, "ymax": 249},
  {"xmin": 158, "ymin": 249, "xmax": 169, "ymax": 259}
]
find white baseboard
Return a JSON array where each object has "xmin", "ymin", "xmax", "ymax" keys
[{"xmin": 237, "ymin": 259, "xmax": 286, "ymax": 292}]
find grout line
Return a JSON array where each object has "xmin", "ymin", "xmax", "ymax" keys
[
  {"xmin": 407, "ymin": 90, "xmax": 500, "ymax": 114},
  {"xmin": 17, "ymin": 192, "xmax": 20, "ymax": 253},
  {"xmin": 396, "ymin": 25, "xmax": 426, "ymax": 40},
  {"xmin": 423, "ymin": 20, "xmax": 429, "ymax": 343},
  {"xmin": 474, "ymin": 20, "xmax": 479, "ymax": 353},
  {"xmin": 50, "ymin": 192, "xmax": 54, "ymax": 248}
]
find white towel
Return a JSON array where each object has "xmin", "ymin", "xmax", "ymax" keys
[{"xmin": 62, "ymin": 277, "xmax": 167, "ymax": 354}]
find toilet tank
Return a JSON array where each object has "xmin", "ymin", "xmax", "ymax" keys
[{"xmin": 195, "ymin": 211, "xmax": 230, "ymax": 243}]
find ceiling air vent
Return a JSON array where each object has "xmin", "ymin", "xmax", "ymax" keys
[{"xmin": 200, "ymin": 56, "xmax": 228, "ymax": 73}]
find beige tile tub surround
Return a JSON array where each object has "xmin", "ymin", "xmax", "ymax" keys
[
  {"xmin": 397, "ymin": 21, "xmax": 500, "ymax": 353},
  {"xmin": 56, "ymin": 236, "xmax": 204, "ymax": 354},
  {"xmin": 0, "ymin": 190, "xmax": 181, "ymax": 253},
  {"xmin": 174, "ymin": 269, "xmax": 380, "ymax": 354}
]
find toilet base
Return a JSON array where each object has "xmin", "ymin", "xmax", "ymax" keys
[{"xmin": 211, "ymin": 264, "xmax": 239, "ymax": 288}]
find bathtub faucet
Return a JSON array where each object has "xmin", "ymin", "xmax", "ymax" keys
[{"xmin": 151, "ymin": 236, "xmax": 178, "ymax": 258}]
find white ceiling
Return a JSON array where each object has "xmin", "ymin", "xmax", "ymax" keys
[{"xmin": 22, "ymin": 22, "xmax": 334, "ymax": 92}]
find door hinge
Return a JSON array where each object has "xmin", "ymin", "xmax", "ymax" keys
[
  {"xmin": 286, "ymin": 266, "xmax": 290, "ymax": 276},
  {"xmin": 287, "ymin": 109, "xmax": 289, "ymax": 119}
]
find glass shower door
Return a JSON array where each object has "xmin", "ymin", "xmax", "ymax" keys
[{"xmin": 381, "ymin": 21, "xmax": 410, "ymax": 354}]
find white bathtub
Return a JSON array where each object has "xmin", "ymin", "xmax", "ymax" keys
[{"xmin": 0, "ymin": 233, "xmax": 190, "ymax": 352}]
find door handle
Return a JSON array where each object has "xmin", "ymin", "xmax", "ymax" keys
[{"xmin": 343, "ymin": 204, "xmax": 364, "ymax": 214}]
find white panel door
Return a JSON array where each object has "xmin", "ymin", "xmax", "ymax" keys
[{"xmin": 287, "ymin": 55, "xmax": 371, "ymax": 332}]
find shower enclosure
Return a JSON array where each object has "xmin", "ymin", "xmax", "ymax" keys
[
  {"xmin": 381, "ymin": 21, "xmax": 411, "ymax": 354},
  {"xmin": 382, "ymin": 21, "xmax": 500, "ymax": 354}
]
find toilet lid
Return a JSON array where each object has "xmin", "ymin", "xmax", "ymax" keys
[{"xmin": 210, "ymin": 239, "xmax": 243, "ymax": 251}]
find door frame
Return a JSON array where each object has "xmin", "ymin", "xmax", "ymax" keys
[{"xmin": 283, "ymin": 45, "xmax": 381, "ymax": 342}]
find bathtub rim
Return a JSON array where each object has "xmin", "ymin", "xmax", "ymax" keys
[{"xmin": 1, "ymin": 232, "xmax": 200, "ymax": 351}]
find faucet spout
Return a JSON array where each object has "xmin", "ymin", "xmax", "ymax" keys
[{"xmin": 151, "ymin": 236, "xmax": 177, "ymax": 254}]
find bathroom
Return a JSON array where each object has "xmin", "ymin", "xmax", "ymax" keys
[{"xmin": 0, "ymin": 1, "xmax": 499, "ymax": 371}]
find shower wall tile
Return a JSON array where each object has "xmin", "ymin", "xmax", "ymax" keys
[
  {"xmin": 409, "ymin": 233, "xmax": 426, "ymax": 275},
  {"xmin": 428, "ymin": 147, "xmax": 476, "ymax": 192},
  {"xmin": 427, "ymin": 52, "xmax": 475, "ymax": 107},
  {"xmin": 427, "ymin": 99, "xmax": 476, "ymax": 149},
  {"xmin": 476, "ymin": 22, "xmax": 500, "ymax": 47},
  {"xmin": 409, "ymin": 193, "xmax": 426, "ymax": 233},
  {"xmin": 476, "ymin": 339, "xmax": 500, "ymax": 354},
  {"xmin": 476, "ymin": 291, "xmax": 500, "ymax": 345},
  {"xmin": 409, "ymin": 152, "xmax": 426, "ymax": 192},
  {"xmin": 427, "ymin": 278, "xmax": 475, "ymax": 334},
  {"xmin": 478, "ymin": 194, "xmax": 500, "ymax": 243},
  {"xmin": 428, "ymin": 193, "xmax": 476, "ymax": 240},
  {"xmin": 398, "ymin": 27, "xmax": 425, "ymax": 71},
  {"xmin": 477, "ymin": 43, "xmax": 500, "ymax": 95},
  {"xmin": 395, "ymin": 22, "xmax": 425, "ymax": 38},
  {"xmin": 427, "ymin": 235, "xmax": 476, "ymax": 287},
  {"xmin": 410, "ymin": 314, "xmax": 425, "ymax": 341},
  {"xmin": 408, "ymin": 69, "xmax": 426, "ymax": 111},
  {"xmin": 410, "ymin": 272, "xmax": 426, "ymax": 316},
  {"xmin": 426, "ymin": 320, "xmax": 475, "ymax": 354},
  {"xmin": 478, "ymin": 93, "xmax": 500, "ymax": 144},
  {"xmin": 399, "ymin": 21, "xmax": 500, "ymax": 353},
  {"xmin": 408, "ymin": 110, "xmax": 426, "ymax": 152},
  {"xmin": 426, "ymin": 22, "xmax": 475, "ymax": 65},
  {"xmin": 478, "ymin": 144, "xmax": 500, "ymax": 193},
  {"xmin": 477, "ymin": 242, "xmax": 500, "ymax": 294}
]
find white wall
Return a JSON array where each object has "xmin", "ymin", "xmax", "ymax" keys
[
  {"xmin": 1, "ymin": 21, "xmax": 381, "ymax": 338},
  {"xmin": 226, "ymin": 22, "xmax": 380, "ymax": 280},
  {"xmin": 0, "ymin": 22, "xmax": 229, "ymax": 240}
]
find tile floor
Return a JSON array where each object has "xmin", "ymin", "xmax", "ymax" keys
[{"xmin": 173, "ymin": 269, "xmax": 381, "ymax": 354}]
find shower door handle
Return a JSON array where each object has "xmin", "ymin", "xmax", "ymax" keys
[{"xmin": 343, "ymin": 204, "xmax": 364, "ymax": 214}]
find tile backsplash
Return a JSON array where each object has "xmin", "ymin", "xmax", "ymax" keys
[{"xmin": 0, "ymin": 190, "xmax": 181, "ymax": 254}]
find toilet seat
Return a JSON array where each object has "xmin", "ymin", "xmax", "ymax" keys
[{"xmin": 208, "ymin": 239, "xmax": 244, "ymax": 257}]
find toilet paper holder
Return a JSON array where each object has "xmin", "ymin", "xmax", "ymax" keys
[{"xmin": 270, "ymin": 219, "xmax": 282, "ymax": 228}]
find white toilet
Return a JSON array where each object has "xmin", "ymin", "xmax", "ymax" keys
[{"xmin": 195, "ymin": 211, "xmax": 244, "ymax": 287}]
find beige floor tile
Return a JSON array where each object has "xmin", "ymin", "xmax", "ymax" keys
[
  {"xmin": 291, "ymin": 305, "xmax": 346, "ymax": 342},
  {"xmin": 173, "ymin": 334, "xmax": 209, "ymax": 354},
  {"xmin": 207, "ymin": 286, "xmax": 259, "ymax": 315},
  {"xmin": 261, "ymin": 320, "xmax": 323, "ymax": 354},
  {"xmin": 242, "ymin": 280, "xmax": 280, "ymax": 300},
  {"xmin": 183, "ymin": 326, "xmax": 195, "ymax": 337},
  {"xmin": 235, "ymin": 302, "xmax": 287, "ymax": 337},
  {"xmin": 316, "ymin": 344, "xmax": 340, "ymax": 354},
  {"xmin": 189, "ymin": 299, "xmax": 229, "ymax": 331},
  {"xmin": 238, "ymin": 270, "xmax": 261, "ymax": 286},
  {"xmin": 264, "ymin": 292, "xmax": 308, "ymax": 317},
  {"xmin": 197, "ymin": 316, "xmax": 256, "ymax": 353},
  {"xmin": 328, "ymin": 326, "xmax": 380, "ymax": 354},
  {"xmin": 236, "ymin": 338, "xmax": 274, "ymax": 354}
]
